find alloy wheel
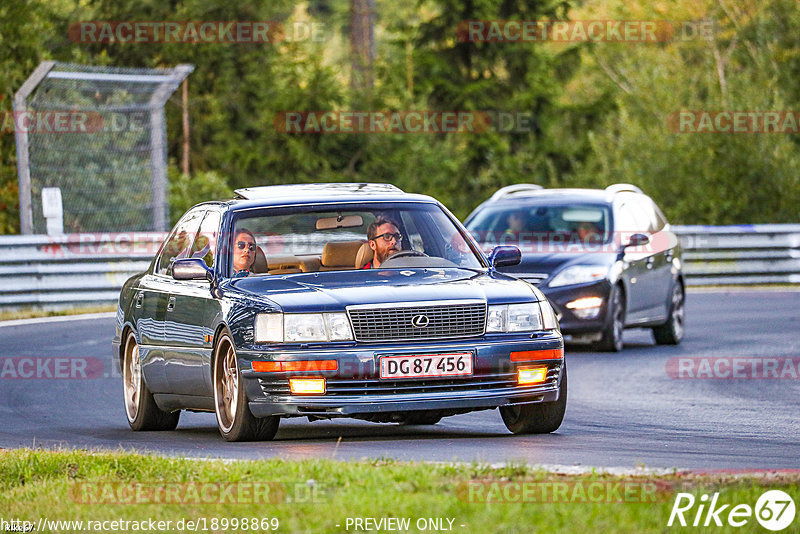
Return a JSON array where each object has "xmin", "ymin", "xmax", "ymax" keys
[{"xmin": 123, "ymin": 333, "xmax": 141, "ymax": 422}]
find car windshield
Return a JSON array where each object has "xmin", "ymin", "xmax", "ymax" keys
[
  {"xmin": 466, "ymin": 203, "xmax": 612, "ymax": 249},
  {"xmin": 227, "ymin": 202, "xmax": 484, "ymax": 276}
]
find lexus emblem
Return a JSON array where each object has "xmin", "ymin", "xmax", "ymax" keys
[{"xmin": 411, "ymin": 314, "xmax": 429, "ymax": 328}]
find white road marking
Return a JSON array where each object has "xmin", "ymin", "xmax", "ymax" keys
[{"xmin": 0, "ymin": 312, "xmax": 116, "ymax": 328}]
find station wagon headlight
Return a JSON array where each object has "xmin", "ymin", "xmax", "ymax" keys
[
  {"xmin": 487, "ymin": 303, "xmax": 547, "ymax": 333},
  {"xmin": 255, "ymin": 312, "xmax": 353, "ymax": 343},
  {"xmin": 549, "ymin": 265, "xmax": 608, "ymax": 287}
]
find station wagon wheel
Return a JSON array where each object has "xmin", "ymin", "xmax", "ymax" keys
[
  {"xmin": 213, "ymin": 331, "xmax": 279, "ymax": 442},
  {"xmin": 501, "ymin": 365, "xmax": 567, "ymax": 434},
  {"xmin": 652, "ymin": 283, "xmax": 685, "ymax": 345},
  {"xmin": 122, "ymin": 331, "xmax": 180, "ymax": 431},
  {"xmin": 596, "ymin": 284, "xmax": 625, "ymax": 352}
]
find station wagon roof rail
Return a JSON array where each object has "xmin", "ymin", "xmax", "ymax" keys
[
  {"xmin": 488, "ymin": 184, "xmax": 544, "ymax": 201},
  {"xmin": 604, "ymin": 183, "xmax": 643, "ymax": 195}
]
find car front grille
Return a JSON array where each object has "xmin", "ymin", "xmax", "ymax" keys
[
  {"xmin": 347, "ymin": 301, "xmax": 487, "ymax": 342},
  {"xmin": 259, "ymin": 367, "xmax": 560, "ymax": 397}
]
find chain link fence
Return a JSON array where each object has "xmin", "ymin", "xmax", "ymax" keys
[{"xmin": 14, "ymin": 61, "xmax": 192, "ymax": 234}]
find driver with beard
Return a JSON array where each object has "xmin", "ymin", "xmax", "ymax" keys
[{"xmin": 362, "ymin": 216, "xmax": 403, "ymax": 269}]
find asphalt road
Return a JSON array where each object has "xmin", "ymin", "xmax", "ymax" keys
[{"xmin": 1, "ymin": 290, "xmax": 798, "ymax": 470}]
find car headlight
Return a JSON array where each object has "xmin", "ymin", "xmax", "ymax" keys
[
  {"xmin": 548, "ymin": 265, "xmax": 608, "ymax": 287},
  {"xmin": 254, "ymin": 312, "xmax": 353, "ymax": 343},
  {"xmin": 487, "ymin": 303, "xmax": 545, "ymax": 333},
  {"xmin": 539, "ymin": 299, "xmax": 559, "ymax": 330}
]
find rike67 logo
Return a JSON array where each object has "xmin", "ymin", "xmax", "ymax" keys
[{"xmin": 668, "ymin": 490, "xmax": 796, "ymax": 531}]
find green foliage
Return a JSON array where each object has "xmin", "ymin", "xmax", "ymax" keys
[
  {"xmin": 168, "ymin": 169, "xmax": 232, "ymax": 225},
  {"xmin": 1, "ymin": 0, "xmax": 799, "ymax": 233},
  {"xmin": 564, "ymin": 0, "xmax": 800, "ymax": 224}
]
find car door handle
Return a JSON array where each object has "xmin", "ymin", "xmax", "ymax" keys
[
  {"xmin": 167, "ymin": 296, "xmax": 176, "ymax": 312},
  {"xmin": 135, "ymin": 293, "xmax": 144, "ymax": 308},
  {"xmin": 646, "ymin": 256, "xmax": 655, "ymax": 269}
]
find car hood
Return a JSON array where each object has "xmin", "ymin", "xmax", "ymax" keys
[
  {"xmin": 226, "ymin": 268, "xmax": 537, "ymax": 312},
  {"xmin": 498, "ymin": 251, "xmax": 616, "ymax": 277}
]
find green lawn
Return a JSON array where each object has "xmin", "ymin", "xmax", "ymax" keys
[{"xmin": 0, "ymin": 449, "xmax": 797, "ymax": 533}]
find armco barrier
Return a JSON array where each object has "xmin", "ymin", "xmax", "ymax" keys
[
  {"xmin": 675, "ymin": 224, "xmax": 800, "ymax": 286},
  {"xmin": 0, "ymin": 233, "xmax": 164, "ymax": 309},
  {"xmin": 0, "ymin": 225, "xmax": 798, "ymax": 310}
]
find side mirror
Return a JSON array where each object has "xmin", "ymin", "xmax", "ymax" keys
[
  {"xmin": 173, "ymin": 258, "xmax": 213, "ymax": 281},
  {"xmin": 623, "ymin": 233, "xmax": 650, "ymax": 249},
  {"xmin": 488, "ymin": 246, "xmax": 521, "ymax": 268}
]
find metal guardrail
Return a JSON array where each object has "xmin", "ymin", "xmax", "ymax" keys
[
  {"xmin": 0, "ymin": 225, "xmax": 798, "ymax": 310},
  {"xmin": 0, "ymin": 233, "xmax": 162, "ymax": 309},
  {"xmin": 674, "ymin": 224, "xmax": 800, "ymax": 286}
]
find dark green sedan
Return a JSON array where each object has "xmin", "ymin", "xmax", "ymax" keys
[{"xmin": 113, "ymin": 183, "xmax": 566, "ymax": 441}]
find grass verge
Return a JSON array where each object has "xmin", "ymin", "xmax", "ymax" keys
[
  {"xmin": 0, "ymin": 305, "xmax": 116, "ymax": 322},
  {"xmin": 0, "ymin": 449, "xmax": 797, "ymax": 533}
]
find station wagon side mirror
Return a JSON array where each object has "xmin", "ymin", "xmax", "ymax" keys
[
  {"xmin": 622, "ymin": 233, "xmax": 650, "ymax": 249},
  {"xmin": 172, "ymin": 258, "xmax": 214, "ymax": 281},
  {"xmin": 488, "ymin": 246, "xmax": 522, "ymax": 268}
]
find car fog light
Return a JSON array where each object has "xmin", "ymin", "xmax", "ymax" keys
[
  {"xmin": 517, "ymin": 366, "xmax": 548, "ymax": 385},
  {"xmin": 289, "ymin": 378, "xmax": 326, "ymax": 395},
  {"xmin": 566, "ymin": 296, "xmax": 603, "ymax": 320}
]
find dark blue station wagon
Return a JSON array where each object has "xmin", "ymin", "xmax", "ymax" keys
[{"xmin": 113, "ymin": 184, "xmax": 566, "ymax": 441}]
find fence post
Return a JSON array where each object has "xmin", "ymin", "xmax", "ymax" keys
[{"xmin": 13, "ymin": 61, "xmax": 56, "ymax": 235}]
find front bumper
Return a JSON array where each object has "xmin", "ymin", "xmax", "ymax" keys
[
  {"xmin": 541, "ymin": 280, "xmax": 613, "ymax": 334},
  {"xmin": 237, "ymin": 333, "xmax": 563, "ymax": 418}
]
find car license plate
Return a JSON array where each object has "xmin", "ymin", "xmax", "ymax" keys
[{"xmin": 380, "ymin": 353, "xmax": 473, "ymax": 379}]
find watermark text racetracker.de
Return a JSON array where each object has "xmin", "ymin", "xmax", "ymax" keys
[
  {"xmin": 666, "ymin": 357, "xmax": 800, "ymax": 379},
  {"xmin": 70, "ymin": 481, "xmax": 330, "ymax": 504},
  {"xmin": 0, "ymin": 357, "xmax": 108, "ymax": 380},
  {"xmin": 40, "ymin": 232, "xmax": 167, "ymax": 258},
  {"xmin": 1, "ymin": 110, "xmax": 157, "ymax": 135},
  {"xmin": 470, "ymin": 230, "xmax": 679, "ymax": 255},
  {"xmin": 668, "ymin": 111, "xmax": 800, "ymax": 133},
  {"xmin": 273, "ymin": 110, "xmax": 535, "ymax": 134},
  {"xmin": 457, "ymin": 20, "xmax": 714, "ymax": 43},
  {"xmin": 69, "ymin": 21, "xmax": 325, "ymax": 43},
  {"xmin": 458, "ymin": 480, "xmax": 673, "ymax": 503}
]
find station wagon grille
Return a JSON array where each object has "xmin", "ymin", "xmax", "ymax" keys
[
  {"xmin": 259, "ymin": 368, "xmax": 560, "ymax": 397},
  {"xmin": 347, "ymin": 302, "xmax": 486, "ymax": 342}
]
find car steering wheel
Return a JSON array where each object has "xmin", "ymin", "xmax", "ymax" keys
[{"xmin": 384, "ymin": 250, "xmax": 429, "ymax": 261}]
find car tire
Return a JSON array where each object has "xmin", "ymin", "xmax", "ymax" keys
[
  {"xmin": 652, "ymin": 283, "xmax": 685, "ymax": 345},
  {"xmin": 122, "ymin": 331, "xmax": 180, "ymax": 431},
  {"xmin": 399, "ymin": 412, "xmax": 442, "ymax": 425},
  {"xmin": 596, "ymin": 284, "xmax": 625, "ymax": 352},
  {"xmin": 500, "ymin": 365, "xmax": 567, "ymax": 434},
  {"xmin": 214, "ymin": 331, "xmax": 279, "ymax": 442}
]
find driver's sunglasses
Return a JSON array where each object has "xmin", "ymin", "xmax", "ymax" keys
[
  {"xmin": 374, "ymin": 232, "xmax": 403, "ymax": 243},
  {"xmin": 237, "ymin": 241, "xmax": 256, "ymax": 252}
]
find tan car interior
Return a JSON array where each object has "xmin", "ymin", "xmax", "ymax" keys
[{"xmin": 250, "ymin": 240, "xmax": 374, "ymax": 275}]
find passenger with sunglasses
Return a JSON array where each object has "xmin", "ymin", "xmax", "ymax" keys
[
  {"xmin": 232, "ymin": 228, "xmax": 257, "ymax": 278},
  {"xmin": 363, "ymin": 216, "xmax": 402, "ymax": 269}
]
